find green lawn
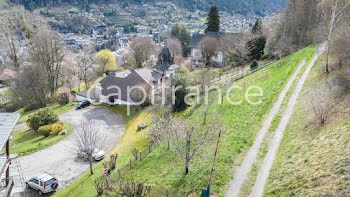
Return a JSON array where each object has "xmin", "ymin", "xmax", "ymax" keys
[
  {"xmin": 55, "ymin": 46, "xmax": 316, "ymax": 196},
  {"xmin": 264, "ymin": 53, "xmax": 350, "ymax": 196},
  {"xmin": 12, "ymin": 123, "xmax": 73, "ymax": 156},
  {"xmin": 16, "ymin": 103, "xmax": 76, "ymax": 125}
]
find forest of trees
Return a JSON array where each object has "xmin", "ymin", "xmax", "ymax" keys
[{"xmin": 8, "ymin": 0, "xmax": 285, "ymax": 16}]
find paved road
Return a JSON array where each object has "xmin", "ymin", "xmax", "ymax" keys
[
  {"xmin": 249, "ymin": 46, "xmax": 324, "ymax": 197},
  {"xmin": 17, "ymin": 106, "xmax": 125, "ymax": 189},
  {"xmin": 225, "ymin": 59, "xmax": 307, "ymax": 197}
]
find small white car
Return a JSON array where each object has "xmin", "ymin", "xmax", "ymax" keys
[
  {"xmin": 77, "ymin": 148, "xmax": 105, "ymax": 161},
  {"xmin": 25, "ymin": 173, "xmax": 58, "ymax": 195}
]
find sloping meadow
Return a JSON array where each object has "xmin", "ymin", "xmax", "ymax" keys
[{"xmin": 118, "ymin": 46, "xmax": 316, "ymax": 196}]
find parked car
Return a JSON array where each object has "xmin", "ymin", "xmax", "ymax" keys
[
  {"xmin": 26, "ymin": 173, "xmax": 58, "ymax": 195},
  {"xmin": 76, "ymin": 100, "xmax": 91, "ymax": 109},
  {"xmin": 77, "ymin": 148, "xmax": 105, "ymax": 161}
]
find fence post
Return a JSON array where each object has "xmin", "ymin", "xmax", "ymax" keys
[{"xmin": 129, "ymin": 159, "xmax": 132, "ymax": 169}]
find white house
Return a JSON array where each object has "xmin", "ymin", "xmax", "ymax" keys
[{"xmin": 188, "ymin": 31, "xmax": 228, "ymax": 67}]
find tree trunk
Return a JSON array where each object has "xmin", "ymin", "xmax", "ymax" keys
[
  {"xmin": 325, "ymin": 43, "xmax": 330, "ymax": 74},
  {"xmin": 185, "ymin": 160, "xmax": 189, "ymax": 175},
  {"xmin": 185, "ymin": 129, "xmax": 191, "ymax": 175},
  {"xmin": 326, "ymin": 0, "xmax": 339, "ymax": 74},
  {"xmin": 89, "ymin": 156, "xmax": 94, "ymax": 175}
]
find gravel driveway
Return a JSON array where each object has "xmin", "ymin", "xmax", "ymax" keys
[{"xmin": 17, "ymin": 106, "xmax": 125, "ymax": 189}]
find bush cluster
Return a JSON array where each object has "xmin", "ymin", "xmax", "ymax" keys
[
  {"xmin": 27, "ymin": 109, "xmax": 59, "ymax": 131},
  {"xmin": 38, "ymin": 122, "xmax": 64, "ymax": 137},
  {"xmin": 250, "ymin": 60, "xmax": 259, "ymax": 70},
  {"xmin": 38, "ymin": 125, "xmax": 52, "ymax": 137}
]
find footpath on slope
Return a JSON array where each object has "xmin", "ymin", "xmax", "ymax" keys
[
  {"xmin": 225, "ymin": 59, "xmax": 307, "ymax": 197},
  {"xmin": 248, "ymin": 46, "xmax": 324, "ymax": 197}
]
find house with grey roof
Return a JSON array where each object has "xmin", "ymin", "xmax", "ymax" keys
[
  {"xmin": 188, "ymin": 31, "xmax": 227, "ymax": 68},
  {"xmin": 96, "ymin": 47, "xmax": 179, "ymax": 106},
  {"xmin": 97, "ymin": 68, "xmax": 162, "ymax": 105}
]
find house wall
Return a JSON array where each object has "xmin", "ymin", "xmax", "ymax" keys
[
  {"xmin": 191, "ymin": 48, "xmax": 224, "ymax": 63},
  {"xmin": 191, "ymin": 48, "xmax": 202, "ymax": 58},
  {"xmin": 213, "ymin": 51, "xmax": 224, "ymax": 62}
]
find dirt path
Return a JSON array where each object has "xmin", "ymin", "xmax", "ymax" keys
[
  {"xmin": 17, "ymin": 106, "xmax": 125, "ymax": 189},
  {"xmin": 225, "ymin": 60, "xmax": 307, "ymax": 197},
  {"xmin": 249, "ymin": 47, "xmax": 324, "ymax": 197}
]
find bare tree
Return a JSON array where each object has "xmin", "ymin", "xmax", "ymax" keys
[
  {"xmin": 1, "ymin": 7, "xmax": 48, "ymax": 71},
  {"xmin": 147, "ymin": 110, "xmax": 172, "ymax": 150},
  {"xmin": 322, "ymin": 0, "xmax": 350, "ymax": 74},
  {"xmin": 168, "ymin": 117, "xmax": 217, "ymax": 174},
  {"xmin": 27, "ymin": 30, "xmax": 65, "ymax": 95},
  {"xmin": 331, "ymin": 23, "xmax": 350, "ymax": 68},
  {"xmin": 122, "ymin": 50, "xmax": 137, "ymax": 69},
  {"xmin": 2, "ymin": 18, "xmax": 21, "ymax": 71},
  {"xmin": 130, "ymin": 36, "xmax": 159, "ymax": 68},
  {"xmin": 11, "ymin": 64, "xmax": 48, "ymax": 108},
  {"xmin": 221, "ymin": 32, "xmax": 249, "ymax": 67},
  {"xmin": 166, "ymin": 38, "xmax": 183, "ymax": 57},
  {"xmin": 117, "ymin": 181, "xmax": 151, "ymax": 196},
  {"xmin": 62, "ymin": 53, "xmax": 80, "ymax": 92},
  {"xmin": 73, "ymin": 120, "xmax": 104, "ymax": 175},
  {"xmin": 77, "ymin": 52, "xmax": 96, "ymax": 89},
  {"xmin": 200, "ymin": 37, "xmax": 218, "ymax": 67}
]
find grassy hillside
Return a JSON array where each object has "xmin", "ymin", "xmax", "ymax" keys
[
  {"xmin": 54, "ymin": 46, "xmax": 316, "ymax": 196},
  {"xmin": 115, "ymin": 46, "xmax": 315, "ymax": 196},
  {"xmin": 264, "ymin": 55, "xmax": 350, "ymax": 196}
]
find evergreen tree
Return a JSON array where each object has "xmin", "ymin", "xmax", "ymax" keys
[
  {"xmin": 171, "ymin": 24, "xmax": 191, "ymax": 56},
  {"xmin": 205, "ymin": 6, "xmax": 220, "ymax": 33},
  {"xmin": 247, "ymin": 36, "xmax": 266, "ymax": 61},
  {"xmin": 252, "ymin": 19, "xmax": 263, "ymax": 34}
]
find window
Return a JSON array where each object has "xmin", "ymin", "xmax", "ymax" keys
[
  {"xmin": 192, "ymin": 49, "xmax": 201, "ymax": 57},
  {"xmin": 45, "ymin": 178, "xmax": 56, "ymax": 187},
  {"xmin": 33, "ymin": 179, "xmax": 39, "ymax": 185},
  {"xmin": 40, "ymin": 181, "xmax": 43, "ymax": 187}
]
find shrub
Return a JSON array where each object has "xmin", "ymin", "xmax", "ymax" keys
[
  {"xmin": 94, "ymin": 177, "xmax": 106, "ymax": 196},
  {"xmin": 309, "ymin": 86, "xmax": 333, "ymax": 126},
  {"xmin": 27, "ymin": 109, "xmax": 59, "ymax": 131},
  {"xmin": 38, "ymin": 125, "xmax": 52, "ymax": 137},
  {"xmin": 108, "ymin": 153, "xmax": 118, "ymax": 171},
  {"xmin": 250, "ymin": 60, "xmax": 258, "ymax": 70},
  {"xmin": 51, "ymin": 122, "xmax": 64, "ymax": 135},
  {"xmin": 171, "ymin": 77, "xmax": 189, "ymax": 112},
  {"xmin": 180, "ymin": 66, "xmax": 190, "ymax": 73},
  {"xmin": 131, "ymin": 148, "xmax": 139, "ymax": 160},
  {"xmin": 57, "ymin": 93, "xmax": 70, "ymax": 105}
]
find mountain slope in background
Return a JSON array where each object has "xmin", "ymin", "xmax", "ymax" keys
[{"xmin": 8, "ymin": 0, "xmax": 285, "ymax": 16}]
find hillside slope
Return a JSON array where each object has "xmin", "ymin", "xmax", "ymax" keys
[
  {"xmin": 264, "ymin": 54, "xmax": 350, "ymax": 196},
  {"xmin": 54, "ymin": 46, "xmax": 315, "ymax": 197},
  {"xmin": 9, "ymin": 0, "xmax": 285, "ymax": 16}
]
